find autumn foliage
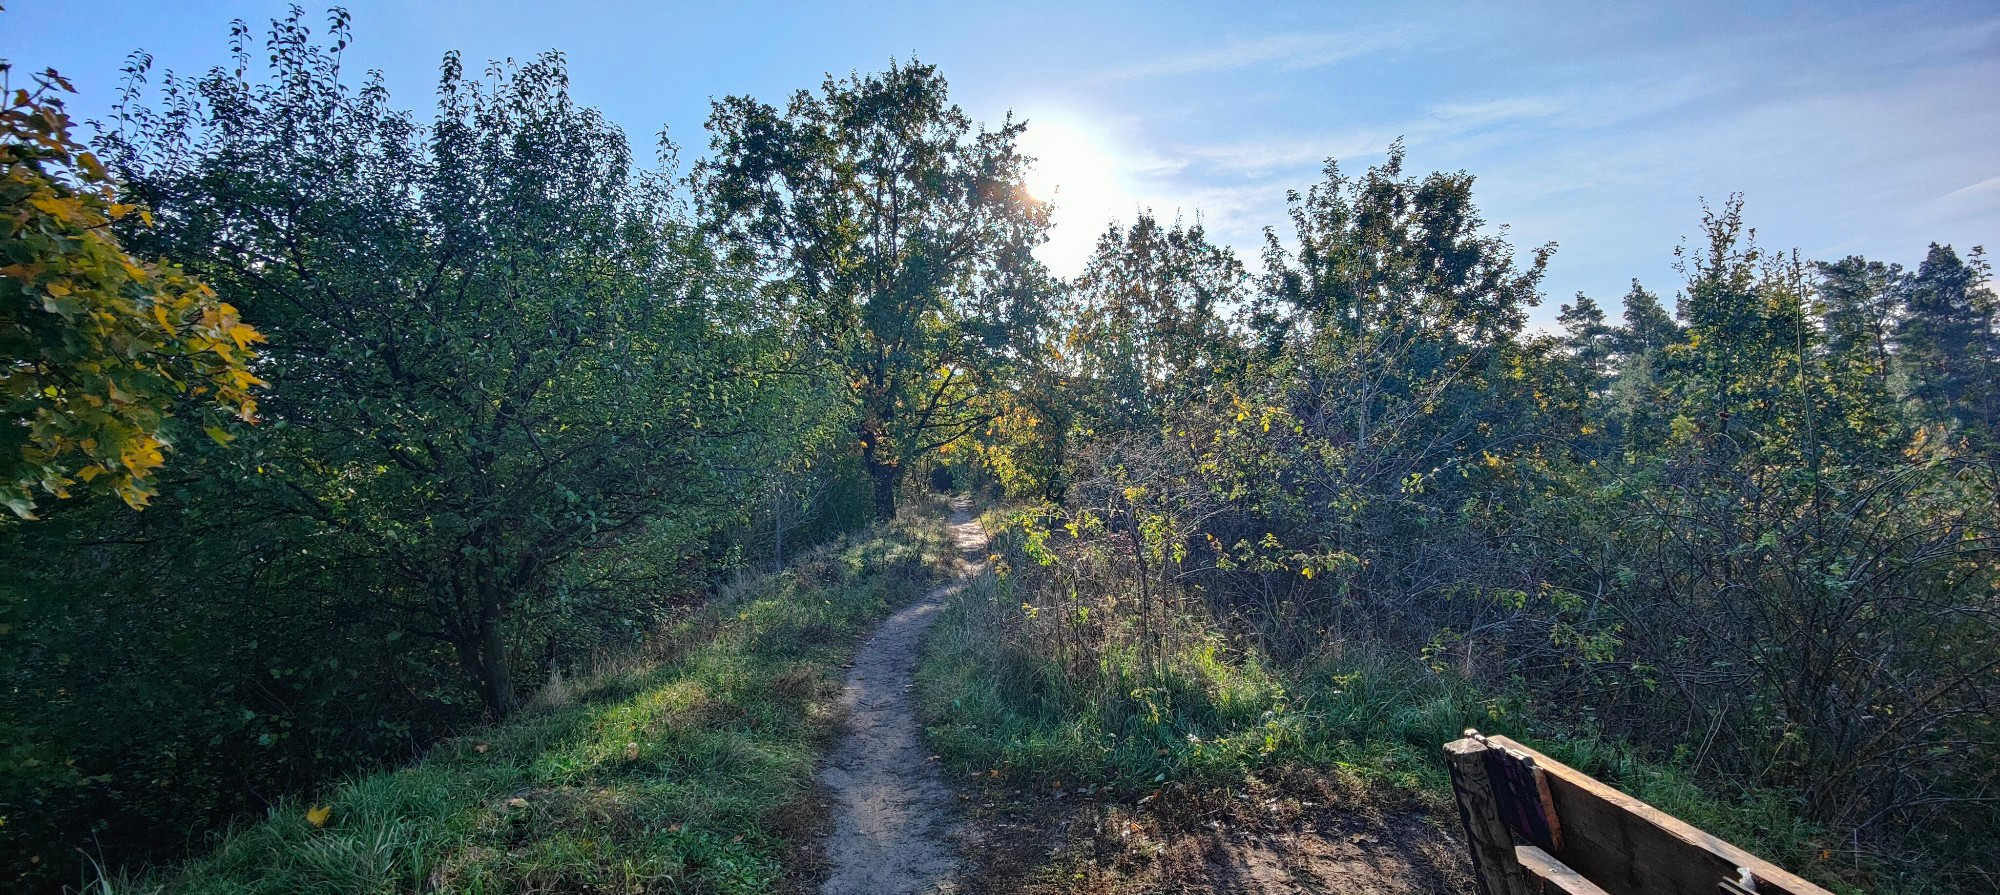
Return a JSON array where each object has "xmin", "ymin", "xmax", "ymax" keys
[{"xmin": 1, "ymin": 61, "xmax": 261, "ymax": 518}]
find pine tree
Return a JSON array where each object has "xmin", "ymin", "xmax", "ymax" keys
[
  {"xmin": 1614, "ymin": 279, "xmax": 1680, "ymax": 357},
  {"xmin": 1557, "ymin": 293, "xmax": 1616, "ymax": 390},
  {"xmin": 1896, "ymin": 244, "xmax": 1999, "ymax": 441}
]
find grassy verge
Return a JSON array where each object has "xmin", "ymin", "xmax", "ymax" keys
[
  {"xmin": 916, "ymin": 509, "xmax": 1865, "ymax": 894},
  {"xmin": 127, "ymin": 514, "xmax": 950, "ymax": 895}
]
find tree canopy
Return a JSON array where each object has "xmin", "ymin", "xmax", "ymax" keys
[{"xmin": 698, "ymin": 59, "xmax": 1049, "ymax": 518}]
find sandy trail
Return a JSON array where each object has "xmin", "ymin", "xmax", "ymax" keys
[{"xmin": 818, "ymin": 501, "xmax": 986, "ymax": 895}]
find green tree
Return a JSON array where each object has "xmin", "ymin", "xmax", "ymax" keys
[
  {"xmin": 1256, "ymin": 144, "xmax": 1550, "ymax": 457},
  {"xmin": 1070, "ymin": 213, "xmax": 1242, "ymax": 434},
  {"xmin": 699, "ymin": 60, "xmax": 1050, "ymax": 519},
  {"xmin": 4, "ymin": 14, "xmax": 854, "ymax": 880},
  {"xmin": 1897, "ymin": 243, "xmax": 1999, "ymax": 440},
  {"xmin": 1602, "ymin": 279, "xmax": 1679, "ymax": 456},
  {"xmin": 102, "ymin": 13, "xmax": 805, "ymax": 717},
  {"xmin": 1613, "ymin": 279, "xmax": 1679, "ymax": 356},
  {"xmin": 1557, "ymin": 293, "xmax": 1615, "ymax": 390},
  {"xmin": 1815, "ymin": 256, "xmax": 1900, "ymax": 387}
]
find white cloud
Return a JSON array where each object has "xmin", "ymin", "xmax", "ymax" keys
[
  {"xmin": 1027, "ymin": 8, "xmax": 2000, "ymax": 306},
  {"xmin": 1425, "ymin": 95, "xmax": 1571, "ymax": 127},
  {"xmin": 1168, "ymin": 132, "xmax": 1396, "ymax": 176},
  {"xmin": 1937, "ymin": 175, "xmax": 2000, "ymax": 203},
  {"xmin": 1091, "ymin": 28, "xmax": 1410, "ymax": 83}
]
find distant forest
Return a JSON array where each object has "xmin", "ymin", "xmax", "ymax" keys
[{"xmin": 3, "ymin": 9, "xmax": 1994, "ymax": 893}]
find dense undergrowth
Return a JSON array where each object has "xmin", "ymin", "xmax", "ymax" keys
[
  {"xmin": 917, "ymin": 508, "xmax": 1870, "ymax": 895},
  {"xmin": 107, "ymin": 514, "xmax": 949, "ymax": 895}
]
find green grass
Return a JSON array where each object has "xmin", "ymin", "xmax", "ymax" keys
[
  {"xmin": 916, "ymin": 567, "xmax": 1463, "ymax": 798},
  {"xmin": 916, "ymin": 515, "xmax": 1871, "ymax": 894},
  {"xmin": 123, "ymin": 516, "xmax": 950, "ymax": 895}
]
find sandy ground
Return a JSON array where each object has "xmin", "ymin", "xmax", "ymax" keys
[{"xmin": 817, "ymin": 502, "xmax": 987, "ymax": 895}]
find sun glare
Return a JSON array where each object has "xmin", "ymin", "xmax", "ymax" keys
[
  {"xmin": 1020, "ymin": 121, "xmax": 1101, "ymax": 203},
  {"xmin": 1017, "ymin": 116, "xmax": 1132, "ymax": 275}
]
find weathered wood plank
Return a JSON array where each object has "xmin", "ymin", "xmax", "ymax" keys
[
  {"xmin": 1447, "ymin": 736, "xmax": 1537, "ymax": 895},
  {"xmin": 1486, "ymin": 743, "xmax": 1564, "ymax": 851},
  {"xmin": 1483, "ymin": 735, "xmax": 1834, "ymax": 895},
  {"xmin": 1517, "ymin": 845, "xmax": 1612, "ymax": 895}
]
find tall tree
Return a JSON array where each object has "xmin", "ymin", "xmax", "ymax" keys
[
  {"xmin": 1557, "ymin": 293, "xmax": 1615, "ymax": 390},
  {"xmin": 1070, "ymin": 213, "xmax": 1242, "ymax": 434},
  {"xmin": 1810, "ymin": 255, "xmax": 1905, "ymax": 457},
  {"xmin": 100, "ymin": 15, "xmax": 797, "ymax": 717},
  {"xmin": 1259, "ymin": 142, "xmax": 1549, "ymax": 349},
  {"xmin": 1815, "ymin": 256, "xmax": 1900, "ymax": 384},
  {"xmin": 1897, "ymin": 243, "xmax": 1999, "ymax": 441},
  {"xmin": 1614, "ymin": 279, "xmax": 1679, "ymax": 357},
  {"xmin": 1258, "ymin": 144, "xmax": 1550, "ymax": 451},
  {"xmin": 699, "ymin": 60, "xmax": 1049, "ymax": 518}
]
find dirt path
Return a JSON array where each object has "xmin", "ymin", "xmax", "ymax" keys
[
  {"xmin": 818, "ymin": 502, "xmax": 987, "ymax": 895},
  {"xmin": 816, "ymin": 505, "xmax": 1465, "ymax": 895}
]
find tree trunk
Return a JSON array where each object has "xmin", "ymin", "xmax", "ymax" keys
[
  {"xmin": 454, "ymin": 586, "xmax": 517, "ymax": 719},
  {"xmin": 478, "ymin": 600, "xmax": 517, "ymax": 717},
  {"xmin": 868, "ymin": 459, "xmax": 898, "ymax": 520},
  {"xmin": 860, "ymin": 422, "xmax": 899, "ymax": 520}
]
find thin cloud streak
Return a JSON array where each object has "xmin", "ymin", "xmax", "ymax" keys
[
  {"xmin": 1090, "ymin": 28, "xmax": 1411, "ymax": 83},
  {"xmin": 1937, "ymin": 175, "xmax": 2000, "ymax": 202}
]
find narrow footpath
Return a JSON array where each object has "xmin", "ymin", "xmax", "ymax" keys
[{"xmin": 818, "ymin": 502, "xmax": 987, "ymax": 895}]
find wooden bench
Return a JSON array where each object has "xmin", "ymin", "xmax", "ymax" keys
[{"xmin": 1444, "ymin": 731, "xmax": 1836, "ymax": 895}]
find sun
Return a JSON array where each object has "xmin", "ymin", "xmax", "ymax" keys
[
  {"xmin": 1016, "ymin": 115, "xmax": 1130, "ymax": 274},
  {"xmin": 1019, "ymin": 118, "xmax": 1115, "ymax": 205}
]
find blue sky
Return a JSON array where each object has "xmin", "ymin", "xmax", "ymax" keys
[{"xmin": 8, "ymin": 1, "xmax": 1998, "ymax": 327}]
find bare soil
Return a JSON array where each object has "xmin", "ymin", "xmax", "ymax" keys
[
  {"xmin": 954, "ymin": 766, "xmax": 1472, "ymax": 895},
  {"xmin": 817, "ymin": 503, "xmax": 988, "ymax": 895}
]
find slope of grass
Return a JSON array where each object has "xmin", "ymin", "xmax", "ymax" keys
[
  {"xmin": 916, "ymin": 511, "xmax": 1870, "ymax": 894},
  {"xmin": 125, "ymin": 515, "xmax": 950, "ymax": 895}
]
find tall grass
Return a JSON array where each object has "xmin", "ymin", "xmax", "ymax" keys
[
  {"xmin": 917, "ymin": 566, "xmax": 1468, "ymax": 797},
  {"xmin": 127, "ymin": 517, "xmax": 950, "ymax": 895}
]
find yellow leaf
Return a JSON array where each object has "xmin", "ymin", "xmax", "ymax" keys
[{"xmin": 305, "ymin": 805, "xmax": 331, "ymax": 828}]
